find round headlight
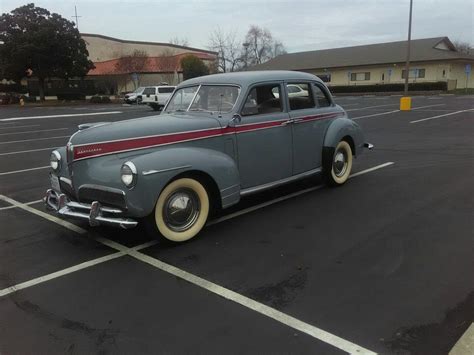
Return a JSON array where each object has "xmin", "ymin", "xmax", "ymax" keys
[
  {"xmin": 121, "ymin": 161, "xmax": 137, "ymax": 188},
  {"xmin": 50, "ymin": 150, "xmax": 61, "ymax": 172}
]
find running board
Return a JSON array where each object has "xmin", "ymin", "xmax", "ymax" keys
[{"xmin": 240, "ymin": 167, "xmax": 322, "ymax": 197}]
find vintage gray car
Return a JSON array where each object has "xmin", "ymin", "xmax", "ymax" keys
[{"xmin": 45, "ymin": 71, "xmax": 372, "ymax": 242}]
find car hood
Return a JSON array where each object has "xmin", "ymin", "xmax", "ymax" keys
[{"xmin": 69, "ymin": 113, "xmax": 222, "ymax": 147}]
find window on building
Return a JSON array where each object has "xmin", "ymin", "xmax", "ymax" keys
[
  {"xmin": 402, "ymin": 68, "xmax": 426, "ymax": 79},
  {"xmin": 317, "ymin": 74, "xmax": 331, "ymax": 82},
  {"xmin": 442, "ymin": 69, "xmax": 446, "ymax": 78},
  {"xmin": 313, "ymin": 83, "xmax": 331, "ymax": 107},
  {"xmin": 287, "ymin": 83, "xmax": 315, "ymax": 111},
  {"xmin": 242, "ymin": 84, "xmax": 282, "ymax": 116},
  {"xmin": 350, "ymin": 72, "xmax": 370, "ymax": 81}
]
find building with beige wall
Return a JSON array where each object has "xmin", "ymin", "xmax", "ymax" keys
[
  {"xmin": 255, "ymin": 37, "xmax": 473, "ymax": 90},
  {"xmin": 82, "ymin": 33, "xmax": 218, "ymax": 93}
]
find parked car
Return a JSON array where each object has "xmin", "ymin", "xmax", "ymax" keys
[
  {"xmin": 123, "ymin": 87, "xmax": 145, "ymax": 104},
  {"xmin": 272, "ymin": 83, "xmax": 308, "ymax": 98},
  {"xmin": 45, "ymin": 71, "xmax": 372, "ymax": 243},
  {"xmin": 141, "ymin": 85, "xmax": 176, "ymax": 111}
]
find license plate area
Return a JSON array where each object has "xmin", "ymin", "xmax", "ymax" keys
[{"xmin": 50, "ymin": 174, "xmax": 61, "ymax": 192}]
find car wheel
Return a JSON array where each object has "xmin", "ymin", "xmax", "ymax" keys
[
  {"xmin": 152, "ymin": 178, "xmax": 210, "ymax": 242},
  {"xmin": 325, "ymin": 140, "xmax": 353, "ymax": 186},
  {"xmin": 137, "ymin": 97, "xmax": 142, "ymax": 104},
  {"xmin": 150, "ymin": 103, "xmax": 160, "ymax": 111}
]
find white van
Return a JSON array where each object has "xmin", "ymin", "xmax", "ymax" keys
[{"xmin": 141, "ymin": 85, "xmax": 176, "ymax": 111}]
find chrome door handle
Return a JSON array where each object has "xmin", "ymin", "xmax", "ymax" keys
[{"xmin": 282, "ymin": 119, "xmax": 294, "ymax": 126}]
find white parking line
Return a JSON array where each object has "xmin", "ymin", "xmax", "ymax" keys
[
  {"xmin": 0, "ymin": 135, "xmax": 70, "ymax": 145},
  {"xmin": 0, "ymin": 166, "xmax": 50, "ymax": 176},
  {"xmin": 0, "ymin": 252, "xmax": 125, "ymax": 297},
  {"xmin": 0, "ymin": 240, "xmax": 157, "ymax": 298},
  {"xmin": 0, "ymin": 124, "xmax": 40, "ymax": 131},
  {"xmin": 0, "ymin": 127, "xmax": 69, "ymax": 136},
  {"xmin": 0, "ymin": 194, "xmax": 86, "ymax": 233},
  {"xmin": 346, "ymin": 103, "xmax": 398, "ymax": 112},
  {"xmin": 352, "ymin": 110, "xmax": 400, "ymax": 120},
  {"xmin": 0, "ymin": 111, "xmax": 122, "ymax": 122},
  {"xmin": 450, "ymin": 323, "xmax": 474, "ymax": 355},
  {"xmin": 410, "ymin": 109, "xmax": 474, "ymax": 124},
  {"xmin": 0, "ymin": 195, "xmax": 378, "ymax": 354},
  {"xmin": 0, "ymin": 199, "xmax": 42, "ymax": 211},
  {"xmin": 0, "ymin": 147, "xmax": 56, "ymax": 156},
  {"xmin": 411, "ymin": 103, "xmax": 445, "ymax": 110},
  {"xmin": 208, "ymin": 162, "xmax": 394, "ymax": 226}
]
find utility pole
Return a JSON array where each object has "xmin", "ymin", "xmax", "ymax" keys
[
  {"xmin": 72, "ymin": 5, "xmax": 81, "ymax": 31},
  {"xmin": 403, "ymin": 0, "xmax": 413, "ymax": 95},
  {"xmin": 400, "ymin": 0, "xmax": 413, "ymax": 111}
]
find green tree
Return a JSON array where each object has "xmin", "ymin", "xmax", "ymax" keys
[
  {"xmin": 0, "ymin": 3, "xmax": 94, "ymax": 100},
  {"xmin": 181, "ymin": 55, "xmax": 209, "ymax": 80}
]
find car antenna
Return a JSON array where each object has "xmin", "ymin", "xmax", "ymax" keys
[{"xmin": 217, "ymin": 93, "xmax": 224, "ymax": 118}]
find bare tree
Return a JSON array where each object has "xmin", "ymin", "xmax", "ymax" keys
[
  {"xmin": 115, "ymin": 49, "xmax": 149, "ymax": 89},
  {"xmin": 453, "ymin": 40, "xmax": 473, "ymax": 55},
  {"xmin": 157, "ymin": 48, "xmax": 179, "ymax": 84},
  {"xmin": 169, "ymin": 36, "xmax": 189, "ymax": 47},
  {"xmin": 244, "ymin": 25, "xmax": 280, "ymax": 66},
  {"xmin": 208, "ymin": 28, "xmax": 243, "ymax": 72}
]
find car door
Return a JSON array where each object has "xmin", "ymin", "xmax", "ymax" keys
[
  {"xmin": 235, "ymin": 82, "xmax": 292, "ymax": 189},
  {"xmin": 288, "ymin": 81, "xmax": 334, "ymax": 174}
]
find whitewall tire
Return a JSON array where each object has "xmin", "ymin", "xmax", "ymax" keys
[
  {"xmin": 326, "ymin": 140, "xmax": 353, "ymax": 186},
  {"xmin": 153, "ymin": 178, "xmax": 209, "ymax": 242}
]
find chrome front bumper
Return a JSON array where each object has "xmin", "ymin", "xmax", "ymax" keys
[{"xmin": 44, "ymin": 189, "xmax": 138, "ymax": 229}]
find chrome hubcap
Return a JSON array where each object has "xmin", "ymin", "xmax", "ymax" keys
[
  {"xmin": 333, "ymin": 150, "xmax": 348, "ymax": 177},
  {"xmin": 163, "ymin": 189, "xmax": 200, "ymax": 232}
]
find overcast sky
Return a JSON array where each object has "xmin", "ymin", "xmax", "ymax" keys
[{"xmin": 1, "ymin": 0, "xmax": 473, "ymax": 52}]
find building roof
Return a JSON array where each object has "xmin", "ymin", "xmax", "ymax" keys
[
  {"xmin": 81, "ymin": 33, "xmax": 218, "ymax": 56},
  {"xmin": 254, "ymin": 37, "xmax": 474, "ymax": 71},
  {"xmin": 88, "ymin": 52, "xmax": 216, "ymax": 76},
  {"xmin": 178, "ymin": 70, "xmax": 323, "ymax": 87}
]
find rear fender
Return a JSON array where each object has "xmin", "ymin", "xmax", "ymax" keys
[{"xmin": 323, "ymin": 117, "xmax": 365, "ymax": 156}]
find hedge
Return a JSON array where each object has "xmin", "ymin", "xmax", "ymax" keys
[
  {"xmin": 329, "ymin": 81, "xmax": 447, "ymax": 93},
  {"xmin": 90, "ymin": 95, "xmax": 111, "ymax": 103}
]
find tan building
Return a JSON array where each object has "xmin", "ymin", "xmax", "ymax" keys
[
  {"xmin": 254, "ymin": 37, "xmax": 474, "ymax": 90},
  {"xmin": 82, "ymin": 33, "xmax": 218, "ymax": 93}
]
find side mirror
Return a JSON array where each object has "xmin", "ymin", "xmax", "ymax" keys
[{"xmin": 227, "ymin": 114, "xmax": 242, "ymax": 128}]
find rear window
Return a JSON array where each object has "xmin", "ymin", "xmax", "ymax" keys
[
  {"xmin": 158, "ymin": 87, "xmax": 175, "ymax": 93},
  {"xmin": 143, "ymin": 87, "xmax": 156, "ymax": 95}
]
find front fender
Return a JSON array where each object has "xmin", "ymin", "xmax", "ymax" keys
[
  {"xmin": 129, "ymin": 147, "xmax": 240, "ymax": 216},
  {"xmin": 323, "ymin": 117, "xmax": 365, "ymax": 156}
]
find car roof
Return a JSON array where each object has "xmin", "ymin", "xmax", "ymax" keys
[{"xmin": 178, "ymin": 70, "xmax": 323, "ymax": 87}]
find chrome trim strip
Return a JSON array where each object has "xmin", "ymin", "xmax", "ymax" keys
[
  {"xmin": 220, "ymin": 183, "xmax": 240, "ymax": 193},
  {"xmin": 59, "ymin": 176, "xmax": 72, "ymax": 186},
  {"xmin": 240, "ymin": 167, "xmax": 322, "ymax": 196},
  {"xmin": 142, "ymin": 165, "xmax": 192, "ymax": 176}
]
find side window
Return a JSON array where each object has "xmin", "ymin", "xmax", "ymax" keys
[
  {"xmin": 143, "ymin": 87, "xmax": 156, "ymax": 95},
  {"xmin": 241, "ymin": 84, "xmax": 282, "ymax": 116},
  {"xmin": 287, "ymin": 83, "xmax": 315, "ymax": 111},
  {"xmin": 313, "ymin": 84, "xmax": 331, "ymax": 108}
]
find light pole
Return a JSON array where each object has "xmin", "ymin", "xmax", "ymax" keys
[
  {"xmin": 401, "ymin": 0, "xmax": 413, "ymax": 111},
  {"xmin": 242, "ymin": 42, "xmax": 250, "ymax": 69}
]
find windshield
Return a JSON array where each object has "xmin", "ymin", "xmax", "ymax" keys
[
  {"xmin": 134, "ymin": 87, "xmax": 145, "ymax": 93},
  {"xmin": 165, "ymin": 85, "xmax": 240, "ymax": 113}
]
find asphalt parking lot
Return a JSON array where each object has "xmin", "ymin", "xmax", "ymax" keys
[{"xmin": 0, "ymin": 95, "xmax": 473, "ymax": 354}]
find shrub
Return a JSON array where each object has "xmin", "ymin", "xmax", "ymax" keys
[
  {"xmin": 57, "ymin": 93, "xmax": 86, "ymax": 100},
  {"xmin": 329, "ymin": 82, "xmax": 447, "ymax": 93},
  {"xmin": 181, "ymin": 55, "xmax": 210, "ymax": 80},
  {"xmin": 90, "ymin": 95, "xmax": 111, "ymax": 103}
]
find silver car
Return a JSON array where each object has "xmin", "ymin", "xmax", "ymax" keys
[{"xmin": 45, "ymin": 71, "xmax": 372, "ymax": 242}]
